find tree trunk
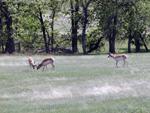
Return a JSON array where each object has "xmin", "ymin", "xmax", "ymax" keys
[
  {"xmin": 46, "ymin": 29, "xmax": 51, "ymax": 51},
  {"xmin": 0, "ymin": 16, "xmax": 2, "ymax": 35},
  {"xmin": 81, "ymin": 7, "xmax": 88, "ymax": 54},
  {"xmin": 51, "ymin": 8, "xmax": 56, "ymax": 52},
  {"xmin": 0, "ymin": 16, "xmax": 2, "ymax": 50},
  {"xmin": 70, "ymin": 0, "xmax": 79, "ymax": 53},
  {"xmin": 128, "ymin": 36, "xmax": 132, "ymax": 53},
  {"xmin": 134, "ymin": 32, "xmax": 140, "ymax": 52},
  {"xmin": 109, "ymin": 35, "xmax": 115, "ymax": 53},
  {"xmin": 135, "ymin": 38, "xmax": 140, "ymax": 52},
  {"xmin": 128, "ymin": 29, "xmax": 132, "ymax": 53},
  {"xmin": 0, "ymin": 8, "xmax": 4, "ymax": 53},
  {"xmin": 3, "ymin": 4, "xmax": 15, "ymax": 54},
  {"xmin": 5, "ymin": 38, "xmax": 15, "ymax": 54},
  {"xmin": 111, "ymin": 30, "xmax": 116, "ymax": 53},
  {"xmin": 140, "ymin": 34, "xmax": 149, "ymax": 52},
  {"xmin": 18, "ymin": 42, "xmax": 21, "ymax": 52},
  {"xmin": 1, "ymin": 41, "xmax": 5, "ymax": 53},
  {"xmin": 39, "ymin": 9, "xmax": 49, "ymax": 53},
  {"xmin": 107, "ymin": 0, "xmax": 118, "ymax": 53},
  {"xmin": 81, "ymin": 0, "xmax": 92, "ymax": 54},
  {"xmin": 109, "ymin": 14, "xmax": 117, "ymax": 53}
]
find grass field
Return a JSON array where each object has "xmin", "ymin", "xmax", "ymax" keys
[{"xmin": 0, "ymin": 54, "xmax": 150, "ymax": 113}]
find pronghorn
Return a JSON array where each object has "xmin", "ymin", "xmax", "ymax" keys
[
  {"xmin": 108, "ymin": 53, "xmax": 128, "ymax": 67},
  {"xmin": 28, "ymin": 57, "xmax": 37, "ymax": 69},
  {"xmin": 37, "ymin": 57, "xmax": 55, "ymax": 71}
]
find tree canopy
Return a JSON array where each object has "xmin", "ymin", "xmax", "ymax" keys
[{"xmin": 0, "ymin": 0, "xmax": 150, "ymax": 54}]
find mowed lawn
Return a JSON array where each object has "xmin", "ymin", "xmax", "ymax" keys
[{"xmin": 0, "ymin": 54, "xmax": 150, "ymax": 113}]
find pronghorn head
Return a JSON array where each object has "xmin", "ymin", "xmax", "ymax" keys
[
  {"xmin": 33, "ymin": 64, "xmax": 37, "ymax": 69},
  {"xmin": 37, "ymin": 63, "xmax": 41, "ymax": 70},
  {"xmin": 28, "ymin": 57, "xmax": 37, "ymax": 69}
]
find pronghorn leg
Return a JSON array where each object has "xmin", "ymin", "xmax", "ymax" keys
[
  {"xmin": 116, "ymin": 61, "xmax": 118, "ymax": 68},
  {"xmin": 51, "ymin": 63, "xmax": 55, "ymax": 69},
  {"xmin": 32, "ymin": 65, "xmax": 35, "ymax": 69},
  {"xmin": 42, "ymin": 66, "xmax": 45, "ymax": 71},
  {"xmin": 125, "ymin": 60, "xmax": 128, "ymax": 67},
  {"xmin": 123, "ymin": 59, "xmax": 128, "ymax": 67},
  {"xmin": 30, "ymin": 65, "xmax": 34, "ymax": 69},
  {"xmin": 123, "ymin": 59, "xmax": 126, "ymax": 67}
]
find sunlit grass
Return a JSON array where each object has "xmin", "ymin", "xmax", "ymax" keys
[{"xmin": 0, "ymin": 54, "xmax": 150, "ymax": 113}]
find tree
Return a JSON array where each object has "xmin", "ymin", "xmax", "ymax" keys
[
  {"xmin": 0, "ymin": 1, "xmax": 15, "ymax": 54},
  {"xmin": 0, "ymin": 0, "xmax": 150, "ymax": 54},
  {"xmin": 122, "ymin": 0, "xmax": 149, "ymax": 52},
  {"xmin": 48, "ymin": 0, "xmax": 61, "ymax": 52},
  {"xmin": 27, "ymin": 0, "xmax": 62, "ymax": 53},
  {"xmin": 95, "ymin": 0, "xmax": 118, "ymax": 53},
  {"xmin": 70, "ymin": 0, "xmax": 80, "ymax": 53},
  {"xmin": 81, "ymin": 0, "xmax": 92, "ymax": 54}
]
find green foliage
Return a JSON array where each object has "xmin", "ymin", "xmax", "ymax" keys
[
  {"xmin": 1, "ymin": 0, "xmax": 150, "ymax": 54},
  {"xmin": 87, "ymin": 29, "xmax": 105, "ymax": 52},
  {"xmin": 94, "ymin": 0, "xmax": 150, "ymax": 53}
]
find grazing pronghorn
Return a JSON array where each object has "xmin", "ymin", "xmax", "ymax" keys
[
  {"xmin": 37, "ymin": 57, "xmax": 55, "ymax": 71},
  {"xmin": 108, "ymin": 53, "xmax": 128, "ymax": 67},
  {"xmin": 28, "ymin": 57, "xmax": 37, "ymax": 69}
]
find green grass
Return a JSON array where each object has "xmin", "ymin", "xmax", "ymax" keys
[{"xmin": 0, "ymin": 54, "xmax": 150, "ymax": 113}]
